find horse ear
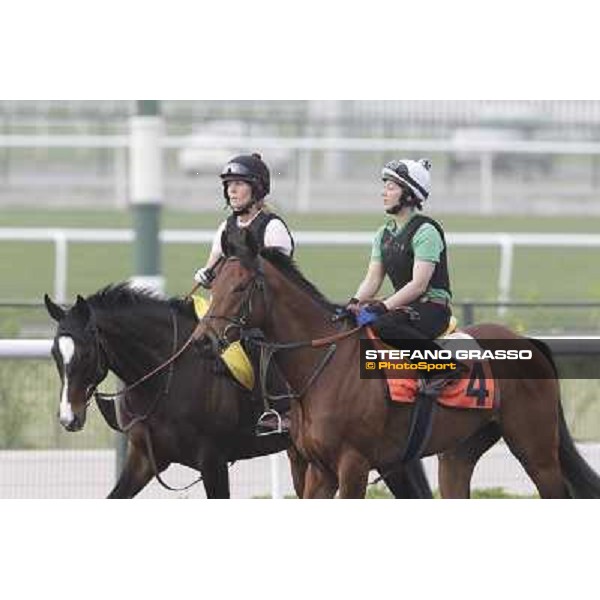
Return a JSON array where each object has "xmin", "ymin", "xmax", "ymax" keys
[
  {"xmin": 44, "ymin": 293, "xmax": 66, "ymax": 322},
  {"xmin": 74, "ymin": 294, "xmax": 92, "ymax": 323}
]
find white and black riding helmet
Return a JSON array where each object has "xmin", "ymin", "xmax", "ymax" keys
[
  {"xmin": 220, "ymin": 153, "xmax": 271, "ymax": 214},
  {"xmin": 382, "ymin": 158, "xmax": 432, "ymax": 211}
]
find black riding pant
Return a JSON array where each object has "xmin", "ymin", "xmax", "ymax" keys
[
  {"xmin": 372, "ymin": 302, "xmax": 452, "ymax": 376},
  {"xmin": 372, "ymin": 301, "xmax": 451, "ymax": 342}
]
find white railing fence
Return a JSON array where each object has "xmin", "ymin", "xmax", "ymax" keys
[
  {"xmin": 2, "ymin": 228, "xmax": 600, "ymax": 309},
  {"xmin": 2, "ymin": 134, "xmax": 600, "ymax": 213}
]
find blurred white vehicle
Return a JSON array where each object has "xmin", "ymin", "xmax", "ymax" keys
[
  {"xmin": 451, "ymin": 127, "xmax": 520, "ymax": 169},
  {"xmin": 177, "ymin": 120, "xmax": 293, "ymax": 175},
  {"xmin": 451, "ymin": 103, "xmax": 553, "ymax": 174},
  {"xmin": 451, "ymin": 126, "xmax": 552, "ymax": 174}
]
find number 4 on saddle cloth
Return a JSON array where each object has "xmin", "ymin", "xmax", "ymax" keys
[{"xmin": 365, "ymin": 324, "xmax": 499, "ymax": 411}]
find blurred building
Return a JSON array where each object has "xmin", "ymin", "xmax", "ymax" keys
[{"xmin": 1, "ymin": 100, "xmax": 600, "ymax": 214}]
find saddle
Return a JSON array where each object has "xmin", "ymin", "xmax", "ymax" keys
[{"xmin": 365, "ymin": 326, "xmax": 499, "ymax": 411}]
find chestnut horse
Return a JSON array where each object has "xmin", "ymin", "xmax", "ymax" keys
[
  {"xmin": 44, "ymin": 285, "xmax": 432, "ymax": 499},
  {"xmin": 197, "ymin": 239, "xmax": 600, "ymax": 499}
]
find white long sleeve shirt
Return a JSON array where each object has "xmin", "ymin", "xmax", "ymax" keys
[{"xmin": 210, "ymin": 211, "xmax": 294, "ymax": 258}]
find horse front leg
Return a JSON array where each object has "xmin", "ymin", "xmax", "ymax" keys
[
  {"xmin": 192, "ymin": 441, "xmax": 231, "ymax": 499},
  {"xmin": 286, "ymin": 444, "xmax": 308, "ymax": 499},
  {"xmin": 302, "ymin": 462, "xmax": 338, "ymax": 498},
  {"xmin": 336, "ymin": 449, "xmax": 370, "ymax": 499},
  {"xmin": 201, "ymin": 459, "xmax": 231, "ymax": 499},
  {"xmin": 106, "ymin": 439, "xmax": 154, "ymax": 499}
]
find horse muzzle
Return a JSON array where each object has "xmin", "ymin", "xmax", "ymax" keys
[{"xmin": 58, "ymin": 407, "xmax": 86, "ymax": 432}]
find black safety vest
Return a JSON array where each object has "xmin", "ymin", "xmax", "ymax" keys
[
  {"xmin": 380, "ymin": 214, "xmax": 451, "ymax": 297},
  {"xmin": 222, "ymin": 211, "xmax": 295, "ymax": 257}
]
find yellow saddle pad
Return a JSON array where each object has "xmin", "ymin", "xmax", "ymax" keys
[{"xmin": 192, "ymin": 295, "xmax": 255, "ymax": 391}]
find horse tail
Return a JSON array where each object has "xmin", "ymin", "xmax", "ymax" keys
[
  {"xmin": 527, "ymin": 336, "xmax": 558, "ymax": 378},
  {"xmin": 528, "ymin": 337, "xmax": 600, "ymax": 498},
  {"xmin": 557, "ymin": 403, "xmax": 600, "ymax": 498}
]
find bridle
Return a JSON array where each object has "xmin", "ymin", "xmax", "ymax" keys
[
  {"xmin": 60, "ymin": 305, "xmax": 188, "ymax": 430},
  {"xmin": 200, "ymin": 258, "xmax": 270, "ymax": 348},
  {"xmin": 59, "ymin": 316, "xmax": 110, "ymax": 410}
]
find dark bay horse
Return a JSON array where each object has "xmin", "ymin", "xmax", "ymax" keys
[
  {"xmin": 44, "ymin": 284, "xmax": 432, "ymax": 499},
  {"xmin": 198, "ymin": 241, "xmax": 600, "ymax": 499}
]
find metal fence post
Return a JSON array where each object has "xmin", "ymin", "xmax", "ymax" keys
[
  {"xmin": 54, "ymin": 232, "xmax": 68, "ymax": 305},
  {"xmin": 121, "ymin": 100, "xmax": 164, "ymax": 485},
  {"xmin": 462, "ymin": 302, "xmax": 475, "ymax": 326}
]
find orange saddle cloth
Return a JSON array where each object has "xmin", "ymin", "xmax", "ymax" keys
[{"xmin": 366, "ymin": 328, "xmax": 499, "ymax": 410}]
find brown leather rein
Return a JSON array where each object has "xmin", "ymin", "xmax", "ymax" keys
[{"xmin": 310, "ymin": 326, "xmax": 362, "ymax": 347}]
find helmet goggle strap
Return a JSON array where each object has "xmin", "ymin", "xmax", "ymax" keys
[{"xmin": 221, "ymin": 161, "xmax": 254, "ymax": 179}]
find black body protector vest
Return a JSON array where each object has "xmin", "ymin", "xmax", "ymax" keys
[
  {"xmin": 223, "ymin": 211, "xmax": 295, "ymax": 257},
  {"xmin": 380, "ymin": 214, "xmax": 451, "ymax": 297}
]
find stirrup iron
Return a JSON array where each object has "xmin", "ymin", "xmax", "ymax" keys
[{"xmin": 255, "ymin": 409, "xmax": 283, "ymax": 437}]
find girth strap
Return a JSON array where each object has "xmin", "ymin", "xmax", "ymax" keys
[{"xmin": 400, "ymin": 381, "xmax": 438, "ymax": 463}]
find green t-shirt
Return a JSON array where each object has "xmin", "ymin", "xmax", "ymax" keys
[{"xmin": 370, "ymin": 214, "xmax": 451, "ymax": 302}]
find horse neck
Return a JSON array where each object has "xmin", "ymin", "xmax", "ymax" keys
[
  {"xmin": 95, "ymin": 305, "xmax": 179, "ymax": 385},
  {"xmin": 260, "ymin": 267, "xmax": 351, "ymax": 392},
  {"xmin": 263, "ymin": 267, "xmax": 338, "ymax": 344}
]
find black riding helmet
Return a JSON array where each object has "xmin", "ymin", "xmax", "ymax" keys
[{"xmin": 220, "ymin": 153, "xmax": 271, "ymax": 207}]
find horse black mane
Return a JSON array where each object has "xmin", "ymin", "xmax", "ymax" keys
[{"xmin": 259, "ymin": 248, "xmax": 342, "ymax": 313}]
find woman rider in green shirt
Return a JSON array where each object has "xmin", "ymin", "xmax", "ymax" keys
[{"xmin": 347, "ymin": 158, "xmax": 457, "ymax": 380}]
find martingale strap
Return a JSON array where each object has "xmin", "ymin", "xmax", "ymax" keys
[{"xmin": 255, "ymin": 339, "xmax": 338, "ymax": 408}]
